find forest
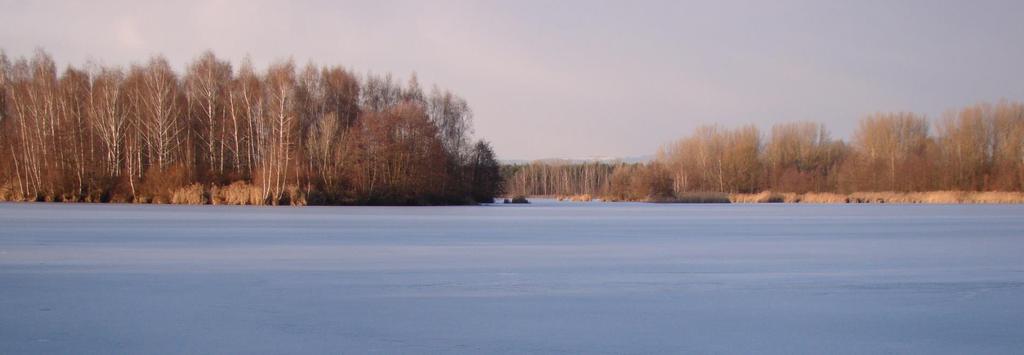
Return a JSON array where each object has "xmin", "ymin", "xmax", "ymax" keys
[
  {"xmin": 504, "ymin": 101, "xmax": 1024, "ymax": 203},
  {"xmin": 0, "ymin": 50, "xmax": 503, "ymax": 205},
  {"xmin": 3, "ymin": 49, "xmax": 1023, "ymax": 206}
]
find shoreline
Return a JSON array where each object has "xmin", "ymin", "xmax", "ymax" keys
[
  {"xmin": 0, "ymin": 182, "xmax": 485, "ymax": 206},
  {"xmin": 4, "ymin": 190, "xmax": 1024, "ymax": 206},
  {"xmin": 542, "ymin": 191, "xmax": 1024, "ymax": 204}
]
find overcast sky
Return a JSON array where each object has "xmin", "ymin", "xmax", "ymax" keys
[{"xmin": 2, "ymin": 0, "xmax": 1023, "ymax": 159}]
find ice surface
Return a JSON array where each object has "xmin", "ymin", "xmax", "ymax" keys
[{"xmin": 1, "ymin": 201, "xmax": 1023, "ymax": 354}]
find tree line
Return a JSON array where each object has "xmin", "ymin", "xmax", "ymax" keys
[
  {"xmin": 505, "ymin": 101, "xmax": 1024, "ymax": 200},
  {"xmin": 0, "ymin": 50, "xmax": 502, "ymax": 205}
]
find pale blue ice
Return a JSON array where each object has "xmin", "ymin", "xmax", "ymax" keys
[{"xmin": 2, "ymin": 201, "xmax": 1023, "ymax": 354}]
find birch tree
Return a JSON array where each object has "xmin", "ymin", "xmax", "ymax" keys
[
  {"xmin": 87, "ymin": 68, "xmax": 127, "ymax": 177},
  {"xmin": 136, "ymin": 57, "xmax": 185, "ymax": 172},
  {"xmin": 260, "ymin": 61, "xmax": 298, "ymax": 204},
  {"xmin": 184, "ymin": 51, "xmax": 232, "ymax": 176}
]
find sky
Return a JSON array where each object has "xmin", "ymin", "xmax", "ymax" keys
[{"xmin": 2, "ymin": 0, "xmax": 1023, "ymax": 160}]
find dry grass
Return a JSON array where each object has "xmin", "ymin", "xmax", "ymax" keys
[
  {"xmin": 799, "ymin": 192, "xmax": 849, "ymax": 203},
  {"xmin": 667, "ymin": 192, "xmax": 731, "ymax": 203},
  {"xmin": 208, "ymin": 185, "xmax": 222, "ymax": 205},
  {"xmin": 848, "ymin": 192, "xmax": 907, "ymax": 203},
  {"xmin": 170, "ymin": 184, "xmax": 207, "ymax": 205},
  {"xmin": 286, "ymin": 185, "xmax": 307, "ymax": 206},
  {"xmin": 108, "ymin": 194, "xmax": 131, "ymax": 203},
  {"xmin": 847, "ymin": 191, "xmax": 965, "ymax": 204},
  {"xmin": 211, "ymin": 181, "xmax": 265, "ymax": 205},
  {"xmin": 557, "ymin": 194, "xmax": 594, "ymax": 202},
  {"xmin": 730, "ymin": 191, "xmax": 1024, "ymax": 204},
  {"xmin": 59, "ymin": 193, "xmax": 81, "ymax": 203},
  {"xmin": 729, "ymin": 191, "xmax": 798, "ymax": 203},
  {"xmin": 967, "ymin": 191, "xmax": 1024, "ymax": 203},
  {"xmin": 728, "ymin": 192, "xmax": 764, "ymax": 203},
  {"xmin": 661, "ymin": 190, "xmax": 1024, "ymax": 204},
  {"xmin": 179, "ymin": 182, "xmax": 312, "ymax": 205},
  {"xmin": 0, "ymin": 183, "xmax": 25, "ymax": 202},
  {"xmin": 4, "ymin": 177, "xmax": 1023, "ymax": 205}
]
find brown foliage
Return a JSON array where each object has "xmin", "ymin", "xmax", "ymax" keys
[
  {"xmin": 508, "ymin": 101, "xmax": 1024, "ymax": 203},
  {"xmin": 346, "ymin": 103, "xmax": 447, "ymax": 204},
  {"xmin": 0, "ymin": 49, "xmax": 501, "ymax": 205}
]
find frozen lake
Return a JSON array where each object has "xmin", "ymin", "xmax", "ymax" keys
[{"xmin": 2, "ymin": 201, "xmax": 1023, "ymax": 354}]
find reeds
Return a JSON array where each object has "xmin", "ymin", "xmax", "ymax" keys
[
  {"xmin": 591, "ymin": 190, "xmax": 1024, "ymax": 204},
  {"xmin": 170, "ymin": 184, "xmax": 207, "ymax": 205},
  {"xmin": 557, "ymin": 194, "xmax": 594, "ymax": 202},
  {"xmin": 667, "ymin": 192, "xmax": 732, "ymax": 203},
  {"xmin": 210, "ymin": 182, "xmax": 264, "ymax": 205},
  {"xmin": 727, "ymin": 191, "xmax": 1024, "ymax": 204},
  {"xmin": 729, "ymin": 191, "xmax": 797, "ymax": 203},
  {"xmin": 0, "ymin": 183, "xmax": 24, "ymax": 202},
  {"xmin": 797, "ymin": 192, "xmax": 849, "ymax": 204}
]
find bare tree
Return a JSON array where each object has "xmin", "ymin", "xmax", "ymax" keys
[
  {"xmin": 230, "ymin": 57, "xmax": 265, "ymax": 178},
  {"xmin": 849, "ymin": 113, "xmax": 931, "ymax": 191},
  {"xmin": 937, "ymin": 105, "xmax": 992, "ymax": 190},
  {"xmin": 426, "ymin": 87, "xmax": 473, "ymax": 161},
  {"xmin": 184, "ymin": 51, "xmax": 232, "ymax": 176},
  {"xmin": 990, "ymin": 101, "xmax": 1024, "ymax": 190},
  {"xmin": 306, "ymin": 111, "xmax": 342, "ymax": 191},
  {"xmin": 360, "ymin": 73, "xmax": 400, "ymax": 113},
  {"xmin": 135, "ymin": 57, "xmax": 185, "ymax": 172},
  {"xmin": 87, "ymin": 68, "xmax": 127, "ymax": 178},
  {"xmin": 56, "ymin": 66, "xmax": 90, "ymax": 196},
  {"xmin": 260, "ymin": 60, "xmax": 298, "ymax": 204},
  {"xmin": 765, "ymin": 122, "xmax": 845, "ymax": 192}
]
